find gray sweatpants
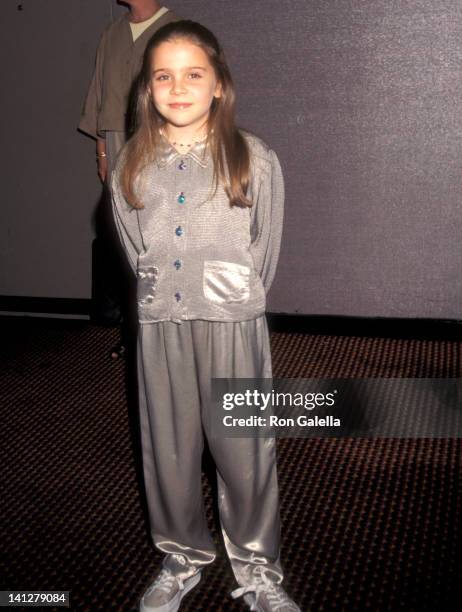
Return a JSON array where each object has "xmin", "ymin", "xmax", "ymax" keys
[{"xmin": 137, "ymin": 316, "xmax": 283, "ymax": 586}]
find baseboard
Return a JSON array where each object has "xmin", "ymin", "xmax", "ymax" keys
[
  {"xmin": 1, "ymin": 296, "xmax": 461, "ymax": 339},
  {"xmin": 0, "ymin": 296, "xmax": 91, "ymax": 317},
  {"xmin": 266, "ymin": 312, "xmax": 462, "ymax": 340}
]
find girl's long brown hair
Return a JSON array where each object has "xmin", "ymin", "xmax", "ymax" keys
[{"xmin": 120, "ymin": 20, "xmax": 250, "ymax": 209}]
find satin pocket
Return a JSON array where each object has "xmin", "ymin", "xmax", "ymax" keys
[
  {"xmin": 137, "ymin": 266, "xmax": 159, "ymax": 305},
  {"xmin": 203, "ymin": 260, "xmax": 250, "ymax": 304}
]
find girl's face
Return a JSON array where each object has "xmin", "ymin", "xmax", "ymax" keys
[{"xmin": 150, "ymin": 38, "xmax": 221, "ymax": 134}]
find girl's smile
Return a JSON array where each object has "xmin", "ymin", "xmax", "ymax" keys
[
  {"xmin": 149, "ymin": 38, "xmax": 221, "ymax": 139},
  {"xmin": 168, "ymin": 102, "xmax": 193, "ymax": 109}
]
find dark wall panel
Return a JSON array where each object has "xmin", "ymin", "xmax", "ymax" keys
[
  {"xmin": 169, "ymin": 0, "xmax": 462, "ymax": 318},
  {"xmin": 0, "ymin": 0, "xmax": 112, "ymax": 299},
  {"xmin": 1, "ymin": 1, "xmax": 461, "ymax": 318}
]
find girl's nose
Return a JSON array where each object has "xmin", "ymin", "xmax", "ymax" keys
[{"xmin": 170, "ymin": 79, "xmax": 187, "ymax": 95}]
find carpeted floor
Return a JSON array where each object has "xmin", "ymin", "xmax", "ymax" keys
[{"xmin": 1, "ymin": 316, "xmax": 461, "ymax": 611}]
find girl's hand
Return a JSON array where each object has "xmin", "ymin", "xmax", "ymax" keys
[{"xmin": 97, "ymin": 156, "xmax": 108, "ymax": 183}]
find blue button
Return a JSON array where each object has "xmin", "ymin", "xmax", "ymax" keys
[
  {"xmin": 178, "ymin": 160, "xmax": 186, "ymax": 170},
  {"xmin": 177, "ymin": 192, "xmax": 186, "ymax": 204},
  {"xmin": 174, "ymin": 260, "xmax": 181, "ymax": 270},
  {"xmin": 175, "ymin": 226, "xmax": 183, "ymax": 236},
  {"xmin": 174, "ymin": 292, "xmax": 181, "ymax": 302}
]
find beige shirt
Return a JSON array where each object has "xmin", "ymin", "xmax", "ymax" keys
[
  {"xmin": 111, "ymin": 132, "xmax": 285, "ymax": 325},
  {"xmin": 78, "ymin": 8, "xmax": 179, "ymax": 139},
  {"xmin": 130, "ymin": 7, "xmax": 169, "ymax": 41}
]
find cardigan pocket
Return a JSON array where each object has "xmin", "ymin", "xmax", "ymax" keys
[
  {"xmin": 203, "ymin": 260, "xmax": 250, "ymax": 304},
  {"xmin": 137, "ymin": 266, "xmax": 159, "ymax": 305}
]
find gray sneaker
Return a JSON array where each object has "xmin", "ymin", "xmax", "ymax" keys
[
  {"xmin": 139, "ymin": 567, "xmax": 201, "ymax": 612},
  {"xmin": 231, "ymin": 566, "xmax": 301, "ymax": 612}
]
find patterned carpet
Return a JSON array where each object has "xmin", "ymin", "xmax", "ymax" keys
[{"xmin": 1, "ymin": 316, "xmax": 461, "ymax": 611}]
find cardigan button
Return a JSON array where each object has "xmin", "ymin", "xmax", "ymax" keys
[
  {"xmin": 178, "ymin": 160, "xmax": 186, "ymax": 170},
  {"xmin": 175, "ymin": 226, "xmax": 183, "ymax": 236},
  {"xmin": 174, "ymin": 292, "xmax": 182, "ymax": 302},
  {"xmin": 174, "ymin": 260, "xmax": 182, "ymax": 270},
  {"xmin": 177, "ymin": 192, "xmax": 186, "ymax": 204}
]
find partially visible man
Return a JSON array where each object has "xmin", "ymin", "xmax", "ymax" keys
[
  {"xmin": 79, "ymin": 1, "xmax": 179, "ymax": 354},
  {"xmin": 80, "ymin": 0, "xmax": 179, "ymax": 181}
]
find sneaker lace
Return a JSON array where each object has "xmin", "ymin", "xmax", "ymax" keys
[
  {"xmin": 146, "ymin": 569, "xmax": 184, "ymax": 596},
  {"xmin": 231, "ymin": 565, "xmax": 298, "ymax": 611},
  {"xmin": 171, "ymin": 553, "xmax": 187, "ymax": 566}
]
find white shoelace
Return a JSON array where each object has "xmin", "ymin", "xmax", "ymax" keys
[
  {"xmin": 146, "ymin": 569, "xmax": 184, "ymax": 596},
  {"xmin": 231, "ymin": 566, "xmax": 299, "ymax": 611}
]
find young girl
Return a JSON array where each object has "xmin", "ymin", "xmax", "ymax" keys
[{"xmin": 111, "ymin": 20, "xmax": 300, "ymax": 612}]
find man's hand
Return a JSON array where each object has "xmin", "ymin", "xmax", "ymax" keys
[
  {"xmin": 96, "ymin": 137, "xmax": 107, "ymax": 183},
  {"xmin": 97, "ymin": 156, "xmax": 108, "ymax": 183}
]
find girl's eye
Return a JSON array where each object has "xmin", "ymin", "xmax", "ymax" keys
[
  {"xmin": 156, "ymin": 74, "xmax": 170, "ymax": 81},
  {"xmin": 189, "ymin": 72, "xmax": 202, "ymax": 79}
]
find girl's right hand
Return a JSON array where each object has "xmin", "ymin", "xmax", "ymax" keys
[{"xmin": 98, "ymin": 157, "xmax": 108, "ymax": 183}]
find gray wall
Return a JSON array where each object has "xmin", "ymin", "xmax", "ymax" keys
[
  {"xmin": 1, "ymin": 0, "xmax": 461, "ymax": 318},
  {"xmin": 1, "ymin": 0, "xmax": 110, "ymax": 299}
]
